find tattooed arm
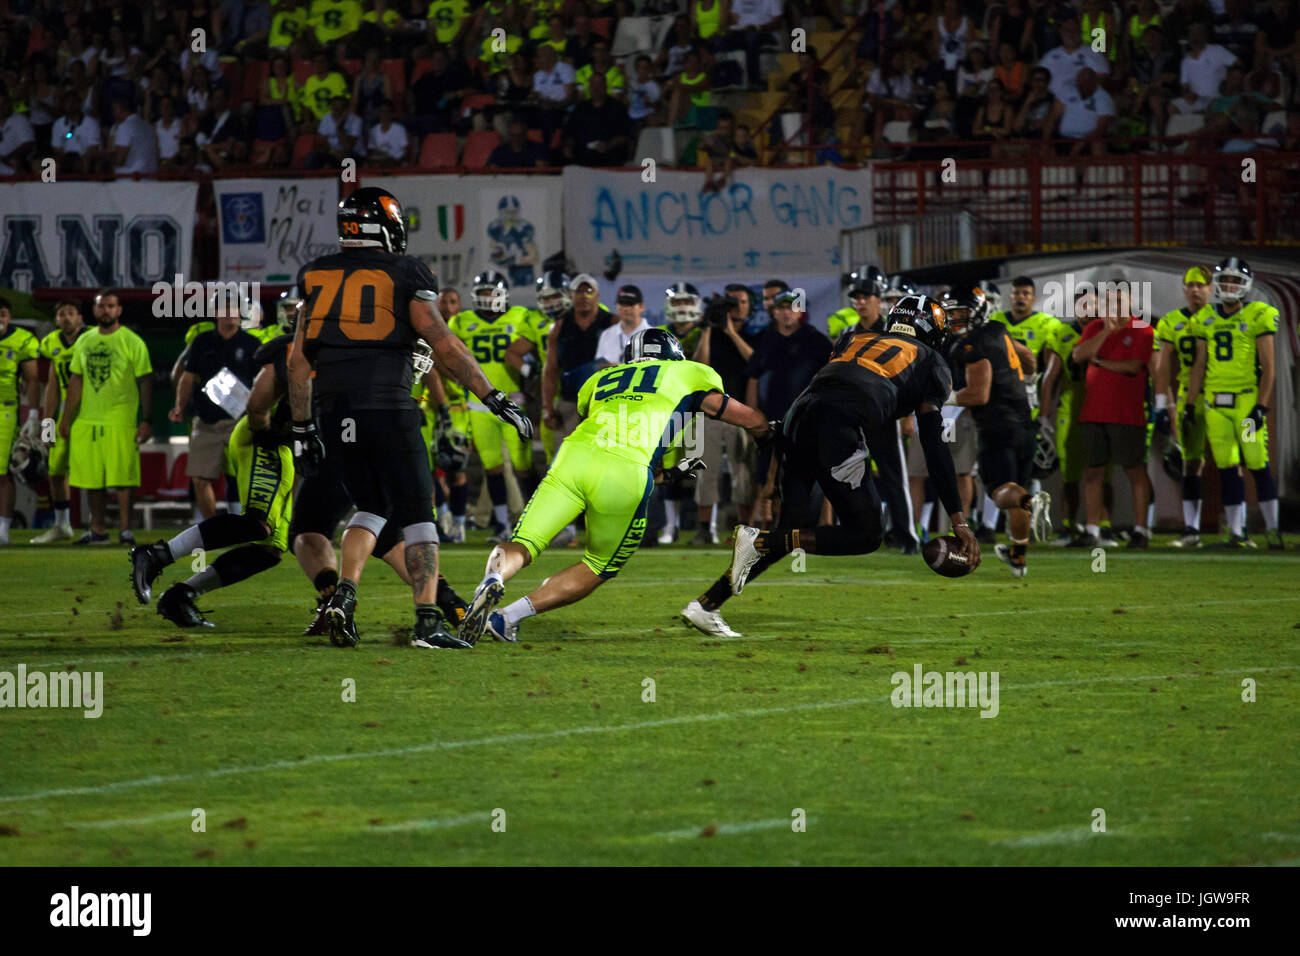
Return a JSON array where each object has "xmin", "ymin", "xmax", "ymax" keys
[
  {"xmin": 287, "ymin": 305, "xmax": 313, "ymax": 421},
  {"xmin": 410, "ymin": 296, "xmax": 494, "ymax": 399}
]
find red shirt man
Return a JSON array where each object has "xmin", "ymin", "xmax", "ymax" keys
[{"xmin": 1077, "ymin": 315, "xmax": 1155, "ymax": 427}]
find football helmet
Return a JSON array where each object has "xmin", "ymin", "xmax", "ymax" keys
[
  {"xmin": 412, "ymin": 339, "xmax": 434, "ymax": 376},
  {"xmin": 276, "ymin": 285, "xmax": 302, "ymax": 333},
  {"xmin": 1212, "ymin": 256, "xmax": 1253, "ymax": 303},
  {"xmin": 1032, "ymin": 422, "xmax": 1059, "ymax": 479},
  {"xmin": 664, "ymin": 282, "xmax": 703, "ymax": 325},
  {"xmin": 436, "ymin": 429, "xmax": 471, "ymax": 473},
  {"xmin": 846, "ymin": 266, "xmax": 886, "ymax": 300},
  {"xmin": 982, "ymin": 280, "xmax": 1003, "ymax": 314},
  {"xmin": 239, "ymin": 294, "xmax": 263, "ymax": 331},
  {"xmin": 498, "ymin": 195, "xmax": 521, "ymax": 218},
  {"xmin": 338, "ymin": 186, "xmax": 408, "ymax": 254},
  {"xmin": 536, "ymin": 269, "xmax": 572, "ymax": 318},
  {"xmin": 885, "ymin": 294, "xmax": 948, "ymax": 349},
  {"xmin": 9, "ymin": 432, "xmax": 47, "ymax": 487},
  {"xmin": 881, "ymin": 274, "xmax": 917, "ymax": 304},
  {"xmin": 624, "ymin": 327, "xmax": 686, "ymax": 363},
  {"xmin": 473, "ymin": 270, "xmax": 510, "ymax": 312},
  {"xmin": 942, "ymin": 286, "xmax": 989, "ymax": 336},
  {"xmin": 1162, "ymin": 443, "xmax": 1184, "ymax": 483}
]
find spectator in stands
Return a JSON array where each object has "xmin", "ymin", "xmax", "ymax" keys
[
  {"xmin": 1243, "ymin": 57, "xmax": 1284, "ymax": 106},
  {"xmin": 351, "ymin": 47, "xmax": 393, "ymax": 128},
  {"xmin": 783, "ymin": 46, "xmax": 835, "ymax": 133},
  {"xmin": 197, "ymin": 87, "xmax": 250, "ymax": 170},
  {"xmin": 311, "ymin": 0, "xmax": 364, "ymax": 50},
  {"xmin": 972, "ymin": 78, "xmax": 1015, "ymax": 155},
  {"xmin": 51, "ymin": 88, "xmax": 102, "ymax": 174},
  {"xmin": 0, "ymin": 91, "xmax": 35, "ymax": 177},
  {"xmin": 487, "ymin": 117, "xmax": 548, "ymax": 168},
  {"xmin": 857, "ymin": 0, "xmax": 905, "ymax": 65},
  {"xmin": 565, "ymin": 11, "xmax": 598, "ymax": 70},
  {"xmin": 154, "ymin": 95, "xmax": 183, "ymax": 165},
  {"xmin": 1127, "ymin": 0, "xmax": 1163, "ymax": 59},
  {"xmin": 994, "ymin": 41, "xmax": 1028, "ymax": 103},
  {"xmin": 718, "ymin": 0, "xmax": 781, "ymax": 91},
  {"xmin": 1079, "ymin": 0, "xmax": 1119, "ymax": 65},
  {"xmin": 408, "ymin": 46, "xmax": 474, "ymax": 136},
  {"xmin": 169, "ymin": 304, "xmax": 261, "ymax": 520},
  {"xmin": 1207, "ymin": 64, "xmax": 1277, "ymax": 129},
  {"xmin": 667, "ymin": 47, "xmax": 712, "ymax": 127},
  {"xmin": 257, "ymin": 52, "xmax": 298, "ymax": 148},
  {"xmin": 179, "ymin": 31, "xmax": 222, "ymax": 87},
  {"xmin": 308, "ymin": 94, "xmax": 364, "ymax": 168},
  {"xmin": 100, "ymin": 24, "xmax": 142, "ymax": 79},
  {"xmin": 595, "ymin": 285, "xmax": 653, "ymax": 366},
  {"xmin": 933, "ymin": 0, "xmax": 973, "ymax": 74},
  {"xmin": 657, "ymin": 15, "xmax": 696, "ymax": 81},
  {"xmin": 575, "ymin": 39, "xmax": 627, "ymax": 102},
  {"xmin": 856, "ymin": 46, "xmax": 920, "ymax": 152},
  {"xmin": 1047, "ymin": 67, "xmax": 1114, "ymax": 155},
  {"xmin": 564, "ymin": 73, "xmax": 632, "ymax": 166},
  {"xmin": 268, "ymin": 1, "xmax": 308, "ymax": 55},
  {"xmin": 628, "ymin": 54, "xmax": 665, "ymax": 128},
  {"xmin": 367, "ymin": 99, "xmax": 409, "ymax": 165},
  {"xmin": 700, "ymin": 109, "xmax": 756, "ymax": 191},
  {"xmin": 186, "ymin": 69, "xmax": 214, "ymax": 128},
  {"xmin": 531, "ymin": 43, "xmax": 577, "ymax": 142},
  {"xmin": 22, "ymin": 60, "xmax": 59, "ymax": 151},
  {"xmin": 1172, "ymin": 22, "xmax": 1238, "ymax": 114},
  {"xmin": 1254, "ymin": 0, "xmax": 1300, "ymax": 70},
  {"xmin": 140, "ymin": 65, "xmax": 175, "ymax": 124},
  {"xmin": 1214, "ymin": 0, "xmax": 1259, "ymax": 65},
  {"xmin": 217, "ymin": 0, "xmax": 273, "ymax": 57},
  {"xmin": 1130, "ymin": 24, "xmax": 1179, "ymax": 100},
  {"xmin": 537, "ymin": 14, "xmax": 568, "ymax": 60},
  {"xmin": 108, "ymin": 97, "xmax": 159, "ymax": 176},
  {"xmin": 692, "ymin": 0, "xmax": 729, "ymax": 48},
  {"xmin": 1039, "ymin": 15, "xmax": 1109, "ymax": 100},
  {"xmin": 57, "ymin": 25, "xmax": 100, "ymax": 83},
  {"xmin": 301, "ymin": 52, "xmax": 350, "ymax": 129},
  {"xmin": 991, "ymin": 0, "xmax": 1036, "ymax": 60},
  {"xmin": 1013, "ymin": 65, "xmax": 1056, "ymax": 143},
  {"xmin": 1070, "ymin": 280, "xmax": 1155, "ymax": 550}
]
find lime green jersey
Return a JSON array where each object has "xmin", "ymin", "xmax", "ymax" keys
[
  {"xmin": 1155, "ymin": 304, "xmax": 1212, "ymax": 392},
  {"xmin": 449, "ymin": 306, "xmax": 531, "ymax": 395},
  {"xmin": 426, "ymin": 0, "xmax": 471, "ymax": 44},
  {"xmin": 39, "ymin": 328, "xmax": 86, "ymax": 406},
  {"xmin": 309, "ymin": 0, "xmax": 363, "ymax": 44},
  {"xmin": 988, "ymin": 310, "xmax": 1063, "ymax": 358},
  {"xmin": 826, "ymin": 307, "xmax": 859, "ymax": 341},
  {"xmin": 69, "ymin": 326, "xmax": 153, "ymax": 426},
  {"xmin": 573, "ymin": 359, "xmax": 724, "ymax": 468},
  {"xmin": 574, "ymin": 62, "xmax": 626, "ymax": 98},
  {"xmin": 269, "ymin": 5, "xmax": 308, "ymax": 48},
  {"xmin": 1190, "ymin": 300, "xmax": 1278, "ymax": 393},
  {"xmin": 300, "ymin": 71, "xmax": 348, "ymax": 121},
  {"xmin": 184, "ymin": 321, "xmax": 215, "ymax": 347},
  {"xmin": 0, "ymin": 324, "xmax": 39, "ymax": 403}
]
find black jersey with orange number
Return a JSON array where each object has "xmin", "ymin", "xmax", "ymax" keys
[
  {"xmin": 251, "ymin": 332, "xmax": 296, "ymax": 438},
  {"xmin": 296, "ymin": 247, "xmax": 437, "ymax": 409},
  {"xmin": 812, "ymin": 329, "xmax": 952, "ymax": 428},
  {"xmin": 951, "ymin": 324, "xmax": 1030, "ymax": 433}
]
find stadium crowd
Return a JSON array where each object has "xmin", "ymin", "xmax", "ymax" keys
[{"xmin": 0, "ymin": 0, "xmax": 1298, "ymax": 179}]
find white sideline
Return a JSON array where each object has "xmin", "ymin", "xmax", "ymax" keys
[
  {"xmin": 650, "ymin": 817, "xmax": 809, "ymax": 839},
  {"xmin": 0, "ymin": 664, "xmax": 1293, "ymax": 807},
  {"xmin": 993, "ymin": 827, "xmax": 1130, "ymax": 848},
  {"xmin": 367, "ymin": 812, "xmax": 490, "ymax": 833}
]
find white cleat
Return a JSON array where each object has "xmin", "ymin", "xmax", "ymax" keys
[
  {"xmin": 32, "ymin": 524, "xmax": 73, "ymax": 544},
  {"xmin": 994, "ymin": 543, "xmax": 1028, "ymax": 578},
  {"xmin": 681, "ymin": 600, "xmax": 740, "ymax": 637},
  {"xmin": 1029, "ymin": 491, "xmax": 1052, "ymax": 542},
  {"xmin": 458, "ymin": 578, "xmax": 504, "ymax": 646},
  {"xmin": 730, "ymin": 525, "xmax": 763, "ymax": 595}
]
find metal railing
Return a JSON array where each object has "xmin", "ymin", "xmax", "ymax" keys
[{"xmin": 841, "ymin": 211, "xmax": 978, "ymax": 273}]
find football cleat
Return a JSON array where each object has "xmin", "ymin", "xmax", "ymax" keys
[
  {"xmin": 485, "ymin": 610, "xmax": 519, "ymax": 643},
  {"xmin": 129, "ymin": 541, "xmax": 170, "ymax": 605},
  {"xmin": 156, "ymin": 583, "xmax": 214, "ymax": 628},
  {"xmin": 1098, "ymin": 527, "xmax": 1120, "ymax": 548},
  {"xmin": 487, "ymin": 523, "xmax": 512, "ymax": 545},
  {"xmin": 438, "ymin": 509, "xmax": 455, "ymax": 539},
  {"xmin": 689, "ymin": 528, "xmax": 716, "ymax": 547},
  {"xmin": 1126, "ymin": 530, "xmax": 1150, "ymax": 550},
  {"xmin": 1065, "ymin": 531, "xmax": 1100, "ymax": 549},
  {"xmin": 303, "ymin": 597, "xmax": 331, "ymax": 636},
  {"xmin": 119, "ymin": 530, "xmax": 136, "ymax": 546},
  {"xmin": 975, "ymin": 525, "xmax": 997, "ymax": 545},
  {"xmin": 898, "ymin": 538, "xmax": 920, "ymax": 556},
  {"xmin": 994, "ymin": 543, "xmax": 1027, "ymax": 578},
  {"xmin": 1210, "ymin": 533, "xmax": 1257, "ymax": 551},
  {"xmin": 324, "ymin": 587, "xmax": 360, "ymax": 647},
  {"xmin": 459, "ymin": 578, "xmax": 504, "ymax": 646},
  {"xmin": 1169, "ymin": 529, "xmax": 1202, "ymax": 549},
  {"xmin": 730, "ymin": 525, "xmax": 764, "ymax": 595},
  {"xmin": 75, "ymin": 530, "xmax": 111, "ymax": 545},
  {"xmin": 32, "ymin": 524, "xmax": 73, "ymax": 543},
  {"xmin": 681, "ymin": 600, "xmax": 740, "ymax": 637},
  {"xmin": 411, "ymin": 608, "xmax": 471, "ymax": 649},
  {"xmin": 658, "ymin": 526, "xmax": 677, "ymax": 545},
  {"xmin": 1028, "ymin": 491, "xmax": 1053, "ymax": 542},
  {"xmin": 1266, "ymin": 529, "xmax": 1285, "ymax": 551}
]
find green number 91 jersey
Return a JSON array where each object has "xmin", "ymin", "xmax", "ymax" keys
[{"xmin": 572, "ymin": 358, "xmax": 724, "ymax": 469}]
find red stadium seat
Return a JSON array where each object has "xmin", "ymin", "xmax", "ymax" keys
[
  {"xmin": 418, "ymin": 132, "xmax": 459, "ymax": 168},
  {"xmin": 461, "ymin": 129, "xmax": 499, "ymax": 169},
  {"xmin": 242, "ymin": 60, "xmax": 269, "ymax": 106},
  {"xmin": 137, "ymin": 452, "xmax": 168, "ymax": 500},
  {"xmin": 292, "ymin": 133, "xmax": 316, "ymax": 165},
  {"xmin": 293, "ymin": 60, "xmax": 314, "ymax": 87},
  {"xmin": 409, "ymin": 58, "xmax": 434, "ymax": 87},
  {"xmin": 219, "ymin": 60, "xmax": 240, "ymax": 99},
  {"xmin": 380, "ymin": 58, "xmax": 407, "ymax": 103},
  {"xmin": 341, "ymin": 59, "xmax": 362, "ymax": 77},
  {"xmin": 591, "ymin": 17, "xmax": 612, "ymax": 40},
  {"xmin": 461, "ymin": 92, "xmax": 495, "ymax": 120},
  {"xmin": 526, "ymin": 128, "xmax": 543, "ymax": 143}
]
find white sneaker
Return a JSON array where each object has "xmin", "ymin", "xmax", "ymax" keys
[
  {"xmin": 681, "ymin": 600, "xmax": 740, "ymax": 637},
  {"xmin": 730, "ymin": 525, "xmax": 763, "ymax": 595},
  {"xmin": 438, "ymin": 510, "xmax": 454, "ymax": 539},
  {"xmin": 1028, "ymin": 491, "xmax": 1052, "ymax": 542},
  {"xmin": 447, "ymin": 523, "xmax": 466, "ymax": 544},
  {"xmin": 658, "ymin": 527, "xmax": 676, "ymax": 544},
  {"xmin": 32, "ymin": 524, "xmax": 73, "ymax": 543},
  {"xmin": 0, "ymin": 528, "xmax": 8, "ymax": 546}
]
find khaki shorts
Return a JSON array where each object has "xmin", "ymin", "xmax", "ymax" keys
[
  {"xmin": 907, "ymin": 410, "xmax": 977, "ymax": 477},
  {"xmin": 695, "ymin": 414, "xmax": 754, "ymax": 507},
  {"xmin": 187, "ymin": 417, "xmax": 238, "ymax": 479}
]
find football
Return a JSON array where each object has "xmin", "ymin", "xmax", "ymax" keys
[{"xmin": 922, "ymin": 535, "xmax": 976, "ymax": 577}]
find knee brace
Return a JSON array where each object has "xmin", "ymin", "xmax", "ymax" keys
[{"xmin": 347, "ymin": 511, "xmax": 387, "ymax": 537}]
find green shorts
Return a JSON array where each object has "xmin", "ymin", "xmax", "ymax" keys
[
  {"xmin": 511, "ymin": 441, "xmax": 653, "ymax": 579},
  {"xmin": 1055, "ymin": 394, "xmax": 1084, "ymax": 483},
  {"xmin": 1204, "ymin": 389, "xmax": 1267, "ymax": 470},
  {"xmin": 48, "ymin": 431, "xmax": 70, "ymax": 477},
  {"xmin": 229, "ymin": 417, "xmax": 294, "ymax": 552},
  {"xmin": 469, "ymin": 407, "xmax": 531, "ymax": 473},
  {"xmin": 1176, "ymin": 391, "xmax": 1207, "ymax": 462},
  {"xmin": 0, "ymin": 402, "xmax": 15, "ymax": 469},
  {"xmin": 69, "ymin": 421, "xmax": 139, "ymax": 489}
]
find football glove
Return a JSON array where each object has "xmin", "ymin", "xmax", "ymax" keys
[
  {"xmin": 434, "ymin": 403, "xmax": 453, "ymax": 435},
  {"xmin": 1153, "ymin": 407, "xmax": 1172, "ymax": 436},
  {"xmin": 659, "ymin": 457, "xmax": 706, "ymax": 485},
  {"xmin": 754, "ymin": 419, "xmax": 783, "ymax": 450},
  {"xmin": 1245, "ymin": 404, "xmax": 1267, "ymax": 434},
  {"xmin": 1180, "ymin": 403, "xmax": 1197, "ymax": 436},
  {"xmin": 485, "ymin": 389, "xmax": 534, "ymax": 440},
  {"xmin": 519, "ymin": 353, "xmax": 538, "ymax": 381},
  {"xmin": 291, "ymin": 420, "xmax": 326, "ymax": 476}
]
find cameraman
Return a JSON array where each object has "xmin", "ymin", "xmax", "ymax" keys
[{"xmin": 691, "ymin": 285, "xmax": 758, "ymax": 544}]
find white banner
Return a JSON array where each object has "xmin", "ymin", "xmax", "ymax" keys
[
  {"xmin": 0, "ymin": 181, "xmax": 197, "ymax": 291},
  {"xmin": 214, "ymin": 178, "xmax": 340, "ymax": 285},
  {"xmin": 365, "ymin": 174, "xmax": 564, "ymax": 307},
  {"xmin": 563, "ymin": 166, "xmax": 873, "ymax": 328}
]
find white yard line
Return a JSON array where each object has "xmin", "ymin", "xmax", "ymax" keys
[
  {"xmin": 366, "ymin": 812, "xmax": 490, "ymax": 833},
  {"xmin": 0, "ymin": 664, "xmax": 1292, "ymax": 807},
  {"xmin": 65, "ymin": 810, "xmax": 195, "ymax": 829},
  {"xmin": 650, "ymin": 817, "xmax": 806, "ymax": 840}
]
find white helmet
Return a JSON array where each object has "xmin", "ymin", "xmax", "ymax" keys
[
  {"xmin": 664, "ymin": 282, "xmax": 702, "ymax": 325},
  {"xmin": 276, "ymin": 285, "xmax": 302, "ymax": 333},
  {"xmin": 473, "ymin": 270, "xmax": 510, "ymax": 312},
  {"xmin": 1211, "ymin": 256, "xmax": 1253, "ymax": 303}
]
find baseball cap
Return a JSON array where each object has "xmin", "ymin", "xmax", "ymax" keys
[
  {"xmin": 616, "ymin": 284, "xmax": 643, "ymax": 305},
  {"xmin": 773, "ymin": 291, "xmax": 799, "ymax": 308},
  {"xmin": 570, "ymin": 273, "xmax": 599, "ymax": 294},
  {"xmin": 1183, "ymin": 266, "xmax": 1210, "ymax": 284}
]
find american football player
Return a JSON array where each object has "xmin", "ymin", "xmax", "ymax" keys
[
  {"xmin": 459, "ymin": 327, "xmax": 773, "ymax": 644},
  {"xmin": 945, "ymin": 286, "xmax": 1051, "ymax": 577},
  {"xmin": 0, "ymin": 296, "xmax": 40, "ymax": 546},
  {"xmin": 1184, "ymin": 257, "xmax": 1282, "ymax": 549},
  {"xmin": 686, "ymin": 296, "xmax": 980, "ymax": 637},
  {"xmin": 33, "ymin": 299, "xmax": 87, "ymax": 543}
]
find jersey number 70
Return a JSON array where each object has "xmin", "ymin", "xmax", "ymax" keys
[
  {"xmin": 831, "ymin": 334, "xmax": 918, "ymax": 378},
  {"xmin": 303, "ymin": 269, "xmax": 396, "ymax": 342}
]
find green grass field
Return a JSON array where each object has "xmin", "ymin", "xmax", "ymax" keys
[{"xmin": 1, "ymin": 529, "xmax": 1297, "ymax": 866}]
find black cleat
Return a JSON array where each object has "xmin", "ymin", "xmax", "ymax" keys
[
  {"xmin": 1125, "ymin": 530, "xmax": 1150, "ymax": 550},
  {"xmin": 899, "ymin": 538, "xmax": 920, "ymax": 556},
  {"xmin": 436, "ymin": 584, "xmax": 469, "ymax": 629},
  {"xmin": 129, "ymin": 541, "xmax": 169, "ymax": 605},
  {"xmin": 156, "ymin": 583, "xmax": 214, "ymax": 628},
  {"xmin": 303, "ymin": 597, "xmax": 331, "ymax": 636},
  {"xmin": 1266, "ymin": 529, "xmax": 1285, "ymax": 551},
  {"xmin": 412, "ymin": 608, "xmax": 472, "ymax": 649},
  {"xmin": 1066, "ymin": 532, "xmax": 1100, "ymax": 549},
  {"xmin": 325, "ymin": 587, "xmax": 360, "ymax": 647}
]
